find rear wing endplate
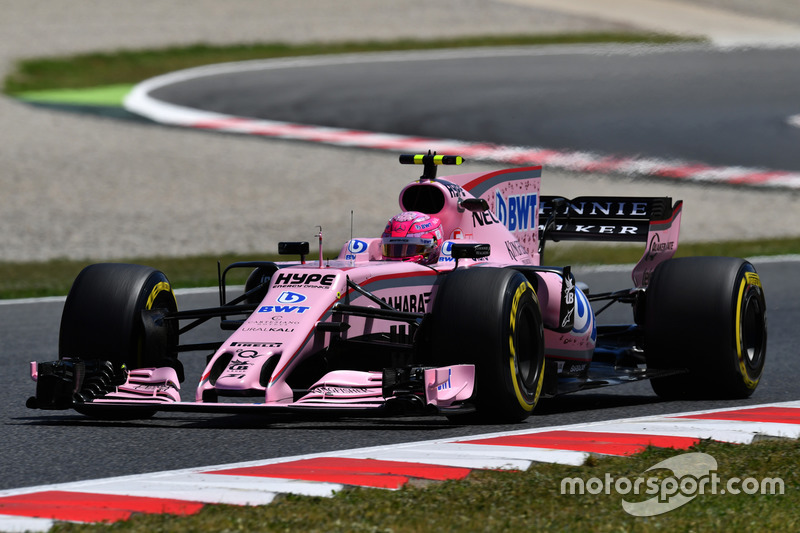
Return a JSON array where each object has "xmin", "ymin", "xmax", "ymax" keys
[{"xmin": 539, "ymin": 196, "xmax": 683, "ymax": 287}]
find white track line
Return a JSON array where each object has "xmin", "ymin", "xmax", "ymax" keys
[
  {"xmin": 124, "ymin": 46, "xmax": 800, "ymax": 190},
  {"xmin": 3, "ymin": 400, "xmax": 800, "ymax": 533}
]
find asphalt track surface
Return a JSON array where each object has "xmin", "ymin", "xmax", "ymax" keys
[
  {"xmin": 150, "ymin": 45, "xmax": 800, "ymax": 171},
  {"xmin": 4, "ymin": 259, "xmax": 798, "ymax": 492}
]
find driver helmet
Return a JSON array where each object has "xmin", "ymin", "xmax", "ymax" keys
[{"xmin": 381, "ymin": 211, "xmax": 443, "ymax": 264}]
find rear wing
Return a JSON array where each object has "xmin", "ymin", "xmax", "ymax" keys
[{"xmin": 539, "ymin": 196, "xmax": 683, "ymax": 287}]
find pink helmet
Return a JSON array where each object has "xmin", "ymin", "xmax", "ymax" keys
[{"xmin": 381, "ymin": 211, "xmax": 443, "ymax": 264}]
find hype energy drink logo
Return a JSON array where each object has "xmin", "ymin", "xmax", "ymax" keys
[{"xmin": 495, "ymin": 191, "xmax": 538, "ymax": 231}]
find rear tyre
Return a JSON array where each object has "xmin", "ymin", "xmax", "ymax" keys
[
  {"xmin": 427, "ymin": 268, "xmax": 545, "ymax": 423},
  {"xmin": 59, "ymin": 263, "xmax": 180, "ymax": 375},
  {"xmin": 645, "ymin": 257, "xmax": 767, "ymax": 399}
]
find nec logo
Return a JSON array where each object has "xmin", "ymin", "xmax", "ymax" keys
[{"xmin": 495, "ymin": 191, "xmax": 538, "ymax": 231}]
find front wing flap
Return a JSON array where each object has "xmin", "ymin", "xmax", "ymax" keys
[{"xmin": 27, "ymin": 359, "xmax": 475, "ymax": 418}]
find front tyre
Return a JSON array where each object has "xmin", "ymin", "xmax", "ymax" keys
[
  {"xmin": 59, "ymin": 263, "xmax": 180, "ymax": 375},
  {"xmin": 645, "ymin": 257, "xmax": 767, "ymax": 399},
  {"xmin": 428, "ymin": 268, "xmax": 545, "ymax": 422}
]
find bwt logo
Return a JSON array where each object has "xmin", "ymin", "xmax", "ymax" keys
[
  {"xmin": 276, "ymin": 291, "xmax": 307, "ymax": 304},
  {"xmin": 347, "ymin": 239, "xmax": 368, "ymax": 254},
  {"xmin": 259, "ymin": 291, "xmax": 310, "ymax": 315},
  {"xmin": 438, "ymin": 241, "xmax": 455, "ymax": 263},
  {"xmin": 495, "ymin": 191, "xmax": 538, "ymax": 231},
  {"xmin": 258, "ymin": 305, "xmax": 309, "ymax": 314}
]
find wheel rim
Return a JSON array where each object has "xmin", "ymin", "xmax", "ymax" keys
[
  {"xmin": 741, "ymin": 288, "xmax": 766, "ymax": 370},
  {"xmin": 515, "ymin": 305, "xmax": 541, "ymax": 390}
]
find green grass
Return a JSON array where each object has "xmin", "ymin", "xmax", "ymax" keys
[
  {"xmin": 2, "ymin": 237, "xmax": 798, "ymax": 300},
  {"xmin": 0, "ymin": 253, "xmax": 266, "ymax": 300},
  {"xmin": 15, "ymin": 84, "xmax": 135, "ymax": 106},
  {"xmin": 4, "ymin": 32, "xmax": 697, "ymax": 95},
  {"xmin": 542, "ymin": 236, "xmax": 800, "ymax": 268},
  {"xmin": 48, "ymin": 438, "xmax": 800, "ymax": 532}
]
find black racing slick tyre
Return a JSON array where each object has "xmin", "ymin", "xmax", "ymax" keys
[
  {"xmin": 428, "ymin": 267, "xmax": 545, "ymax": 423},
  {"xmin": 59, "ymin": 263, "xmax": 181, "ymax": 377},
  {"xmin": 645, "ymin": 257, "xmax": 767, "ymax": 399}
]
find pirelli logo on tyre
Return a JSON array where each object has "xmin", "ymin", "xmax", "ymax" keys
[
  {"xmin": 508, "ymin": 280, "xmax": 540, "ymax": 412},
  {"xmin": 146, "ymin": 281, "xmax": 173, "ymax": 310},
  {"xmin": 744, "ymin": 272, "xmax": 762, "ymax": 288}
]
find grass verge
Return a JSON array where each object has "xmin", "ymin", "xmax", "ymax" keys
[
  {"xmin": 49, "ymin": 438, "xmax": 799, "ymax": 532},
  {"xmin": 2, "ymin": 237, "xmax": 798, "ymax": 300},
  {"xmin": 4, "ymin": 32, "xmax": 697, "ymax": 95}
]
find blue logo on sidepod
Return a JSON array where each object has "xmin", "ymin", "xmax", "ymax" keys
[
  {"xmin": 571, "ymin": 288, "xmax": 597, "ymax": 341},
  {"xmin": 438, "ymin": 241, "xmax": 455, "ymax": 262},
  {"xmin": 277, "ymin": 291, "xmax": 307, "ymax": 304},
  {"xmin": 571, "ymin": 289, "xmax": 590, "ymax": 334},
  {"xmin": 347, "ymin": 239, "xmax": 368, "ymax": 254},
  {"xmin": 495, "ymin": 190, "xmax": 538, "ymax": 231}
]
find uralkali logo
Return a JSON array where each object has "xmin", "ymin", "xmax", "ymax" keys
[{"xmin": 560, "ymin": 452, "xmax": 784, "ymax": 516}]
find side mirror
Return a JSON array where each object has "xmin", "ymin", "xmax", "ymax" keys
[
  {"xmin": 459, "ymin": 198, "xmax": 490, "ymax": 212},
  {"xmin": 450, "ymin": 243, "xmax": 490, "ymax": 259},
  {"xmin": 278, "ymin": 241, "xmax": 310, "ymax": 256},
  {"xmin": 278, "ymin": 241, "xmax": 310, "ymax": 263}
]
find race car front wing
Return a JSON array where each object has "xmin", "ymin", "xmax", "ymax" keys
[{"xmin": 27, "ymin": 358, "xmax": 476, "ymax": 418}]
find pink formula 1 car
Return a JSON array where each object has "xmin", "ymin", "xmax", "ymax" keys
[{"xmin": 28, "ymin": 154, "xmax": 767, "ymax": 423}]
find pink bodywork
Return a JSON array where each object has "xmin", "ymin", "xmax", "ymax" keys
[
  {"xmin": 33, "ymin": 164, "xmax": 678, "ymax": 413},
  {"xmin": 94, "ymin": 367, "xmax": 182, "ymax": 404},
  {"xmin": 191, "ymin": 165, "xmax": 598, "ymax": 407},
  {"xmin": 291, "ymin": 365, "xmax": 475, "ymax": 409}
]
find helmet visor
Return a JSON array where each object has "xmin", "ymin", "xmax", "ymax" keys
[{"xmin": 381, "ymin": 237, "xmax": 434, "ymax": 259}]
